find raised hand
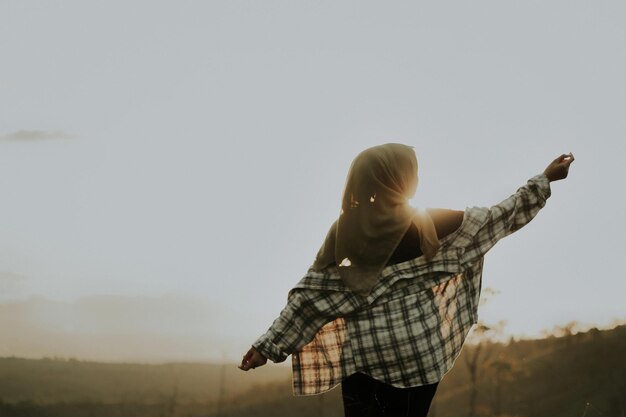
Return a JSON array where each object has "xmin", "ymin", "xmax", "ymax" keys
[
  {"xmin": 238, "ymin": 346, "xmax": 267, "ymax": 371},
  {"xmin": 543, "ymin": 153, "xmax": 575, "ymax": 182}
]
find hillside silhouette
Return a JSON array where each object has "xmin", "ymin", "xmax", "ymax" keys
[{"xmin": 0, "ymin": 325, "xmax": 624, "ymax": 417}]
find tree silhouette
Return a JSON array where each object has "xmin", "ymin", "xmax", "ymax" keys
[{"xmin": 464, "ymin": 320, "xmax": 506, "ymax": 417}]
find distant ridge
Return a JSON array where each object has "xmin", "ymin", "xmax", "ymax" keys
[{"xmin": 0, "ymin": 325, "xmax": 624, "ymax": 417}]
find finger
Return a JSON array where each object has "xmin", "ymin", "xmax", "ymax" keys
[
  {"xmin": 558, "ymin": 154, "xmax": 575, "ymax": 165},
  {"xmin": 240, "ymin": 352, "xmax": 253, "ymax": 369},
  {"xmin": 562, "ymin": 155, "xmax": 575, "ymax": 167}
]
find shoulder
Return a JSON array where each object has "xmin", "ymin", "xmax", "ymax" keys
[{"xmin": 426, "ymin": 208, "xmax": 465, "ymax": 240}]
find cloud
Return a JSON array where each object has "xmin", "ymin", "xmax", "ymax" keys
[
  {"xmin": 0, "ymin": 271, "xmax": 30, "ymax": 299},
  {"xmin": 0, "ymin": 293, "xmax": 248, "ymax": 362},
  {"xmin": 0, "ymin": 129, "xmax": 78, "ymax": 141},
  {"xmin": 0, "ymin": 271, "xmax": 28, "ymax": 282},
  {"xmin": 0, "ymin": 271, "xmax": 28, "ymax": 289}
]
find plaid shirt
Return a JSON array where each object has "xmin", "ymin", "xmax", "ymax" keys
[{"xmin": 252, "ymin": 173, "xmax": 551, "ymax": 395}]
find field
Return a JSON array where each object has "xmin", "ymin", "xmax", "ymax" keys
[{"xmin": 1, "ymin": 325, "xmax": 624, "ymax": 417}]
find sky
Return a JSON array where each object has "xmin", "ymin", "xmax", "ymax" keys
[{"xmin": 0, "ymin": 1, "xmax": 624, "ymax": 364}]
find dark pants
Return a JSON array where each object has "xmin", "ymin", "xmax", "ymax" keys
[{"xmin": 341, "ymin": 372, "xmax": 439, "ymax": 417}]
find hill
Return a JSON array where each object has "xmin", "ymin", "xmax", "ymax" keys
[{"xmin": 0, "ymin": 325, "xmax": 624, "ymax": 417}]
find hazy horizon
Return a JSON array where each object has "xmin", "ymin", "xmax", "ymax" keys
[{"xmin": 1, "ymin": 1, "xmax": 625, "ymax": 363}]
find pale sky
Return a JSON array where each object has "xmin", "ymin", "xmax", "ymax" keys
[{"xmin": 1, "ymin": 1, "xmax": 624, "ymax": 363}]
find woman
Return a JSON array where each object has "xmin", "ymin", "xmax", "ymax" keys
[{"xmin": 239, "ymin": 144, "xmax": 574, "ymax": 417}]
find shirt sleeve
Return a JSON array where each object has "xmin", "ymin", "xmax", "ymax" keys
[
  {"xmin": 251, "ymin": 286, "xmax": 361, "ymax": 363},
  {"xmin": 451, "ymin": 172, "xmax": 552, "ymax": 269}
]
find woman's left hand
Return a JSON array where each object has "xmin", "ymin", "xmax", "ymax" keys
[{"xmin": 238, "ymin": 346, "xmax": 267, "ymax": 371}]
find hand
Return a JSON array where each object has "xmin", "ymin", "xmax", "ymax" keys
[
  {"xmin": 238, "ymin": 346, "xmax": 267, "ymax": 371},
  {"xmin": 543, "ymin": 152, "xmax": 575, "ymax": 182}
]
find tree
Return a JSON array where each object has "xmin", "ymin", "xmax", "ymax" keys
[
  {"xmin": 489, "ymin": 353, "xmax": 514, "ymax": 417},
  {"xmin": 464, "ymin": 320, "xmax": 506, "ymax": 417}
]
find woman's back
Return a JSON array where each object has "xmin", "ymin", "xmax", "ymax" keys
[
  {"xmin": 324, "ymin": 208, "xmax": 465, "ymax": 267},
  {"xmin": 387, "ymin": 208, "xmax": 464, "ymax": 265}
]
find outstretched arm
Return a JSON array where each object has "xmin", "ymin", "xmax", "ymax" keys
[
  {"xmin": 239, "ymin": 284, "xmax": 363, "ymax": 371},
  {"xmin": 454, "ymin": 153, "xmax": 574, "ymax": 268}
]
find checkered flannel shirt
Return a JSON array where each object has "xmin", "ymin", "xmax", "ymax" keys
[{"xmin": 252, "ymin": 173, "xmax": 551, "ymax": 395}]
